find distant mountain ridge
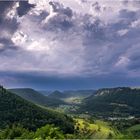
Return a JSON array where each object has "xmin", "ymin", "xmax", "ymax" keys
[
  {"xmin": 48, "ymin": 90, "xmax": 67, "ymax": 99},
  {"xmin": 48, "ymin": 90, "xmax": 96, "ymax": 99},
  {"xmin": 80, "ymin": 87, "xmax": 140, "ymax": 118}
]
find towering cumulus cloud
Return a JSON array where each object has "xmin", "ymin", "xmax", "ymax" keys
[{"xmin": 0, "ymin": 0, "xmax": 140, "ymax": 89}]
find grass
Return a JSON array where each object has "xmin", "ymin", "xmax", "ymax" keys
[
  {"xmin": 75, "ymin": 118, "xmax": 117, "ymax": 139},
  {"xmin": 63, "ymin": 97, "xmax": 84, "ymax": 104}
]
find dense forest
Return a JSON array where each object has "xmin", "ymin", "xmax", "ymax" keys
[
  {"xmin": 9, "ymin": 88, "xmax": 66, "ymax": 107},
  {"xmin": 0, "ymin": 86, "xmax": 74, "ymax": 133},
  {"xmin": 79, "ymin": 87, "xmax": 140, "ymax": 118}
]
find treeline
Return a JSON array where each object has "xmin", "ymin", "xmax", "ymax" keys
[
  {"xmin": 0, "ymin": 123, "xmax": 91, "ymax": 139},
  {"xmin": 0, "ymin": 85, "xmax": 6, "ymax": 94},
  {"xmin": 0, "ymin": 124, "xmax": 69, "ymax": 139}
]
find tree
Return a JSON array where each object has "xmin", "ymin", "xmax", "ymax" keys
[{"xmin": 33, "ymin": 124, "xmax": 65, "ymax": 139}]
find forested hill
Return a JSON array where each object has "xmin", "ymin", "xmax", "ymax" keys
[
  {"xmin": 0, "ymin": 86, "xmax": 74, "ymax": 133},
  {"xmin": 48, "ymin": 90, "xmax": 67, "ymax": 99},
  {"xmin": 9, "ymin": 88, "xmax": 66, "ymax": 107},
  {"xmin": 80, "ymin": 87, "xmax": 140, "ymax": 117}
]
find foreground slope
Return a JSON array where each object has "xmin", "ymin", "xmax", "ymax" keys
[
  {"xmin": 0, "ymin": 87, "xmax": 74, "ymax": 133},
  {"xmin": 9, "ymin": 88, "xmax": 66, "ymax": 107},
  {"xmin": 80, "ymin": 87, "xmax": 140, "ymax": 118}
]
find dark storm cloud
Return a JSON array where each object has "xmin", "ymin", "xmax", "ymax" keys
[
  {"xmin": 0, "ymin": 0, "xmax": 35, "ymax": 36},
  {"xmin": 0, "ymin": 17, "xmax": 19, "ymax": 34},
  {"xmin": 0, "ymin": 1, "xmax": 35, "ymax": 54},
  {"xmin": 0, "ymin": 70, "xmax": 91, "ymax": 89},
  {"xmin": 0, "ymin": 70, "xmax": 140, "ymax": 90},
  {"xmin": 45, "ymin": 17, "xmax": 73, "ymax": 31},
  {"xmin": 92, "ymin": 2, "xmax": 101, "ymax": 13},
  {"xmin": 49, "ymin": 1, "xmax": 73, "ymax": 17},
  {"xmin": 0, "ymin": 2, "xmax": 16, "ymax": 28},
  {"xmin": 0, "ymin": 38, "xmax": 17, "ymax": 52},
  {"xmin": 83, "ymin": 18, "xmax": 106, "ymax": 41},
  {"xmin": 119, "ymin": 9, "xmax": 137, "ymax": 21},
  {"xmin": 108, "ymin": 9, "xmax": 138, "ymax": 34},
  {"xmin": 39, "ymin": 11, "xmax": 49, "ymax": 20},
  {"xmin": 0, "ymin": 0, "xmax": 35, "ymax": 18},
  {"xmin": 0, "ymin": 1, "xmax": 18, "ymax": 53},
  {"xmin": 43, "ymin": 1, "xmax": 73, "ymax": 31},
  {"xmin": 17, "ymin": 1, "xmax": 35, "ymax": 17},
  {"xmin": 126, "ymin": 44, "xmax": 140, "ymax": 71},
  {"xmin": 128, "ymin": 60, "xmax": 140, "ymax": 70},
  {"xmin": 0, "ymin": 1, "xmax": 15, "ymax": 17}
]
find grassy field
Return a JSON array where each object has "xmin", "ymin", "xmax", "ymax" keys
[{"xmin": 74, "ymin": 118, "xmax": 118, "ymax": 139}]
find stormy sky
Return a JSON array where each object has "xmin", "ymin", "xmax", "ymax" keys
[{"xmin": 0, "ymin": 0, "xmax": 140, "ymax": 90}]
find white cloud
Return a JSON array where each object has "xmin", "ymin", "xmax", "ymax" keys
[
  {"xmin": 12, "ymin": 31, "xmax": 28, "ymax": 46},
  {"xmin": 117, "ymin": 29, "xmax": 129, "ymax": 36},
  {"xmin": 115, "ymin": 56, "xmax": 130, "ymax": 67},
  {"xmin": 0, "ymin": 43, "xmax": 4, "ymax": 50},
  {"xmin": 6, "ymin": 3, "xmax": 19, "ymax": 19},
  {"xmin": 130, "ymin": 19, "xmax": 140, "ymax": 28}
]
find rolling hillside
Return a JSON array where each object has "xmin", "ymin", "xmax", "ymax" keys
[
  {"xmin": 48, "ymin": 90, "xmax": 95, "ymax": 105},
  {"xmin": 0, "ymin": 87, "xmax": 74, "ymax": 133},
  {"xmin": 48, "ymin": 90, "xmax": 67, "ymax": 99},
  {"xmin": 9, "ymin": 88, "xmax": 66, "ymax": 107},
  {"xmin": 80, "ymin": 87, "xmax": 140, "ymax": 118}
]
